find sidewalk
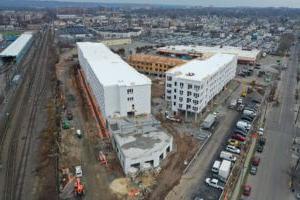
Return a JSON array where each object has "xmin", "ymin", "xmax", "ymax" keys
[{"xmin": 230, "ymin": 136, "xmax": 257, "ymax": 200}]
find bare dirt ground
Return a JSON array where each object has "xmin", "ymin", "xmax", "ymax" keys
[
  {"xmin": 147, "ymin": 79, "xmax": 201, "ymax": 200},
  {"xmin": 56, "ymin": 48, "xmax": 123, "ymax": 200}
]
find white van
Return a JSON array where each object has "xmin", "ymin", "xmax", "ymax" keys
[
  {"xmin": 212, "ymin": 160, "xmax": 221, "ymax": 173},
  {"xmin": 220, "ymin": 151, "xmax": 237, "ymax": 162}
]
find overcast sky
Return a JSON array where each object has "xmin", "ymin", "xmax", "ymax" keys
[{"xmin": 60, "ymin": 0, "xmax": 300, "ymax": 8}]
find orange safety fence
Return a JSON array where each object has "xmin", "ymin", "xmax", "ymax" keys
[{"xmin": 77, "ymin": 69, "xmax": 109, "ymax": 138}]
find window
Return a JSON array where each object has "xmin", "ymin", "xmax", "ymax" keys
[
  {"xmin": 174, "ymin": 89, "xmax": 177, "ymax": 93},
  {"xmin": 194, "ymin": 93, "xmax": 199, "ymax": 98},
  {"xmin": 174, "ymin": 95, "xmax": 177, "ymax": 99},
  {"xmin": 167, "ymin": 76, "xmax": 172, "ymax": 81},
  {"xmin": 187, "ymin": 98, "xmax": 191, "ymax": 103},
  {"xmin": 179, "ymin": 97, "xmax": 183, "ymax": 102},
  {"xmin": 180, "ymin": 82, "xmax": 184, "ymax": 88},
  {"xmin": 186, "ymin": 105, "xmax": 191, "ymax": 109},
  {"xmin": 188, "ymin": 84, "xmax": 193, "ymax": 89},
  {"xmin": 193, "ymin": 100, "xmax": 199, "ymax": 105},
  {"xmin": 179, "ymin": 90, "xmax": 183, "ymax": 95},
  {"xmin": 194, "ymin": 85, "xmax": 200, "ymax": 91},
  {"xmin": 128, "ymin": 97, "xmax": 134, "ymax": 101},
  {"xmin": 192, "ymin": 106, "xmax": 198, "ymax": 111},
  {"xmin": 187, "ymin": 91, "xmax": 192, "ymax": 96},
  {"xmin": 179, "ymin": 104, "xmax": 183, "ymax": 108},
  {"xmin": 167, "ymin": 90, "xmax": 171, "ymax": 94},
  {"xmin": 166, "ymin": 96, "xmax": 171, "ymax": 100},
  {"xmin": 167, "ymin": 83, "xmax": 172, "ymax": 88},
  {"xmin": 174, "ymin": 82, "xmax": 177, "ymax": 86},
  {"xmin": 173, "ymin": 102, "xmax": 176, "ymax": 106},
  {"xmin": 127, "ymin": 89, "xmax": 133, "ymax": 94}
]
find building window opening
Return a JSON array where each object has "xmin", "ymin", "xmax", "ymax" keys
[
  {"xmin": 145, "ymin": 160, "xmax": 154, "ymax": 167},
  {"xmin": 166, "ymin": 146, "xmax": 170, "ymax": 153},
  {"xmin": 130, "ymin": 163, "xmax": 140, "ymax": 169},
  {"xmin": 159, "ymin": 153, "xmax": 164, "ymax": 160}
]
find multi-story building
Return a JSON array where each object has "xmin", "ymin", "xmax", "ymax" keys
[
  {"xmin": 77, "ymin": 42, "xmax": 172, "ymax": 175},
  {"xmin": 128, "ymin": 54, "xmax": 185, "ymax": 77},
  {"xmin": 77, "ymin": 42, "xmax": 151, "ymax": 118},
  {"xmin": 165, "ymin": 54, "xmax": 237, "ymax": 118},
  {"xmin": 158, "ymin": 45, "xmax": 261, "ymax": 65}
]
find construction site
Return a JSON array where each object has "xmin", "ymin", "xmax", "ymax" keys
[{"xmin": 0, "ymin": 24, "xmax": 290, "ymax": 200}]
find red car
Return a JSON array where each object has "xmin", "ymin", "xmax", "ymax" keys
[
  {"xmin": 243, "ymin": 185, "xmax": 252, "ymax": 196},
  {"xmin": 232, "ymin": 134, "xmax": 246, "ymax": 142},
  {"xmin": 252, "ymin": 156, "xmax": 261, "ymax": 166}
]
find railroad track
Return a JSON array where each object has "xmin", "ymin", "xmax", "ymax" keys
[
  {"xmin": 1, "ymin": 28, "xmax": 52, "ymax": 200},
  {"xmin": 14, "ymin": 30, "xmax": 51, "ymax": 200}
]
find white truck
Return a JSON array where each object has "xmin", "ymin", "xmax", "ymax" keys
[
  {"xmin": 218, "ymin": 160, "xmax": 231, "ymax": 182},
  {"xmin": 211, "ymin": 160, "xmax": 221, "ymax": 173},
  {"xmin": 220, "ymin": 151, "xmax": 237, "ymax": 162}
]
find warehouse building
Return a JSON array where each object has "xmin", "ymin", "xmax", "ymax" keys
[
  {"xmin": 128, "ymin": 54, "xmax": 186, "ymax": 77},
  {"xmin": 109, "ymin": 116, "xmax": 173, "ymax": 175},
  {"xmin": 0, "ymin": 32, "xmax": 33, "ymax": 63},
  {"xmin": 158, "ymin": 45, "xmax": 261, "ymax": 65},
  {"xmin": 165, "ymin": 54, "xmax": 237, "ymax": 118},
  {"xmin": 77, "ymin": 42, "xmax": 151, "ymax": 118}
]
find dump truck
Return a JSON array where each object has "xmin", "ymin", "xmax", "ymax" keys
[{"xmin": 218, "ymin": 160, "xmax": 231, "ymax": 182}]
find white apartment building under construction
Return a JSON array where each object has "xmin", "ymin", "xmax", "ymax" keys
[{"xmin": 165, "ymin": 54, "xmax": 237, "ymax": 118}]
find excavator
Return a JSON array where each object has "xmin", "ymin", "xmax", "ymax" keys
[{"xmin": 74, "ymin": 178, "xmax": 85, "ymax": 197}]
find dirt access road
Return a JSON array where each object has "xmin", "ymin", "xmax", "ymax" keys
[{"xmin": 0, "ymin": 27, "xmax": 58, "ymax": 200}]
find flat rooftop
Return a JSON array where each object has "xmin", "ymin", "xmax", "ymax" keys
[
  {"xmin": 114, "ymin": 131, "xmax": 171, "ymax": 159},
  {"xmin": 158, "ymin": 45, "xmax": 261, "ymax": 61},
  {"xmin": 77, "ymin": 42, "xmax": 151, "ymax": 86},
  {"xmin": 167, "ymin": 54, "xmax": 237, "ymax": 81},
  {"xmin": 0, "ymin": 32, "xmax": 33, "ymax": 57},
  {"xmin": 109, "ymin": 115, "xmax": 172, "ymax": 159}
]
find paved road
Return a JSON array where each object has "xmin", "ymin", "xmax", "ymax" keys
[
  {"xmin": 165, "ymin": 83, "xmax": 242, "ymax": 200},
  {"xmin": 247, "ymin": 43, "xmax": 300, "ymax": 200}
]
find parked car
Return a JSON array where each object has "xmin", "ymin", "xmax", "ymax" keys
[
  {"xmin": 258, "ymin": 128, "xmax": 264, "ymax": 136},
  {"xmin": 252, "ymin": 156, "xmax": 261, "ymax": 166},
  {"xmin": 229, "ymin": 99, "xmax": 237, "ymax": 109},
  {"xmin": 241, "ymin": 115, "xmax": 254, "ymax": 122},
  {"xmin": 256, "ymin": 145, "xmax": 264, "ymax": 153},
  {"xmin": 75, "ymin": 165, "xmax": 83, "ymax": 177},
  {"xmin": 237, "ymin": 98, "xmax": 243, "ymax": 104},
  {"xmin": 227, "ymin": 139, "xmax": 240, "ymax": 147},
  {"xmin": 233, "ymin": 128, "xmax": 247, "ymax": 137},
  {"xmin": 226, "ymin": 145, "xmax": 241, "ymax": 154},
  {"xmin": 259, "ymin": 137, "xmax": 266, "ymax": 146},
  {"xmin": 231, "ymin": 134, "xmax": 246, "ymax": 142},
  {"xmin": 236, "ymin": 120, "xmax": 251, "ymax": 130},
  {"xmin": 205, "ymin": 178, "xmax": 224, "ymax": 190},
  {"xmin": 243, "ymin": 185, "xmax": 252, "ymax": 196},
  {"xmin": 250, "ymin": 166, "xmax": 257, "ymax": 175},
  {"xmin": 243, "ymin": 109, "xmax": 257, "ymax": 117}
]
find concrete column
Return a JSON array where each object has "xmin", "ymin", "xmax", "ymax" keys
[
  {"xmin": 185, "ymin": 110, "xmax": 188, "ymax": 121},
  {"xmin": 154, "ymin": 157, "xmax": 160, "ymax": 167}
]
